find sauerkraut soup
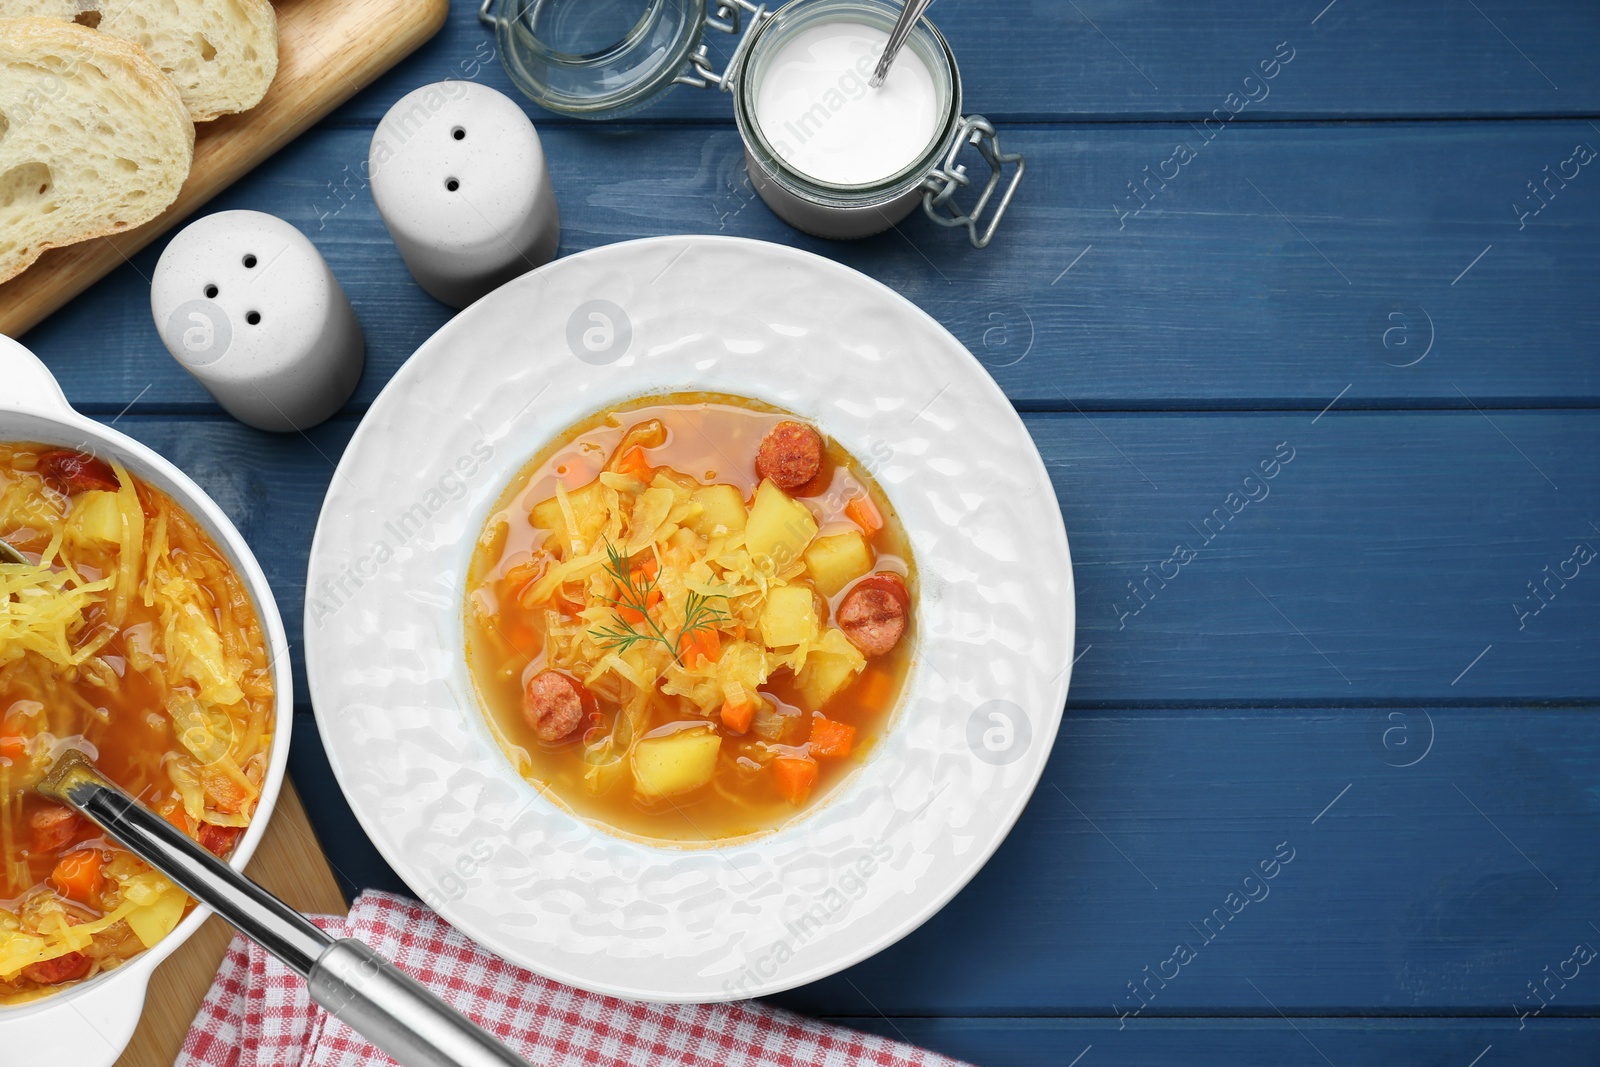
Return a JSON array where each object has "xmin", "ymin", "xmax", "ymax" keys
[
  {"xmin": 0, "ymin": 445, "xmax": 274, "ymax": 1002},
  {"xmin": 465, "ymin": 395, "xmax": 915, "ymax": 844}
]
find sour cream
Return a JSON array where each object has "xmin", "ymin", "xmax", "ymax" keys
[{"xmin": 753, "ymin": 21, "xmax": 941, "ymax": 187}]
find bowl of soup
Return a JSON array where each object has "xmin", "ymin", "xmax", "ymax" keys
[
  {"xmin": 0, "ymin": 335, "xmax": 291, "ymax": 1066},
  {"xmin": 305, "ymin": 235, "xmax": 1075, "ymax": 1003},
  {"xmin": 465, "ymin": 394, "xmax": 916, "ymax": 844}
]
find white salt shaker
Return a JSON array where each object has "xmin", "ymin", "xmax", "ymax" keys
[
  {"xmin": 151, "ymin": 210, "xmax": 364, "ymax": 432},
  {"xmin": 369, "ymin": 81, "xmax": 561, "ymax": 309}
]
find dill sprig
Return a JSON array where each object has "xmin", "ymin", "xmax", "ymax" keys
[{"xmin": 591, "ymin": 539, "xmax": 728, "ymax": 665}]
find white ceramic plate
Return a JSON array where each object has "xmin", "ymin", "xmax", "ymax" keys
[{"xmin": 305, "ymin": 235, "xmax": 1073, "ymax": 1002}]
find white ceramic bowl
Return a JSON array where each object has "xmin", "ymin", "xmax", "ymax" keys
[
  {"xmin": 0, "ymin": 336, "xmax": 294, "ymax": 1066},
  {"xmin": 306, "ymin": 234, "xmax": 1074, "ymax": 1002}
]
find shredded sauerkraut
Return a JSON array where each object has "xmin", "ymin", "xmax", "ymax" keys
[
  {"xmin": 0, "ymin": 446, "xmax": 274, "ymax": 1001},
  {"xmin": 0, "ymin": 538, "xmax": 114, "ymax": 670},
  {"xmin": 468, "ymin": 400, "xmax": 911, "ymax": 842}
]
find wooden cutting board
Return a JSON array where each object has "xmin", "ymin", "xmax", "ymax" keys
[
  {"xmin": 0, "ymin": 0, "xmax": 450, "ymax": 339},
  {"xmin": 115, "ymin": 780, "xmax": 348, "ymax": 1067}
]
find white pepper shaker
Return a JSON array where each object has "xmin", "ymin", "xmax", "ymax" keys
[
  {"xmin": 368, "ymin": 81, "xmax": 561, "ymax": 309},
  {"xmin": 151, "ymin": 210, "xmax": 364, "ymax": 432}
]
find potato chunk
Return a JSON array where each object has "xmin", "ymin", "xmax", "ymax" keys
[
  {"xmin": 530, "ymin": 482, "xmax": 608, "ymax": 552},
  {"xmin": 744, "ymin": 479, "xmax": 817, "ymax": 571},
  {"xmin": 795, "ymin": 627, "xmax": 866, "ymax": 708},
  {"xmin": 632, "ymin": 726, "xmax": 722, "ymax": 798},
  {"xmin": 691, "ymin": 483, "xmax": 748, "ymax": 536},
  {"xmin": 126, "ymin": 886, "xmax": 188, "ymax": 948},
  {"xmin": 67, "ymin": 490, "xmax": 123, "ymax": 545},
  {"xmin": 804, "ymin": 530, "xmax": 873, "ymax": 597},
  {"xmin": 760, "ymin": 584, "xmax": 819, "ymax": 648}
]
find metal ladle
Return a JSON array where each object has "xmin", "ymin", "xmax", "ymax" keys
[
  {"xmin": 869, "ymin": 0, "xmax": 936, "ymax": 88},
  {"xmin": 38, "ymin": 751, "xmax": 529, "ymax": 1067}
]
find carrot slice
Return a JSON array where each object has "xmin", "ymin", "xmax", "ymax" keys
[
  {"xmin": 845, "ymin": 495, "xmax": 882, "ymax": 536},
  {"xmin": 808, "ymin": 717, "xmax": 856, "ymax": 759},
  {"xmin": 677, "ymin": 627, "xmax": 721, "ymax": 668},
  {"xmin": 851, "ymin": 668, "xmax": 894, "ymax": 711},
  {"xmin": 0, "ymin": 735, "xmax": 25, "ymax": 765},
  {"xmin": 617, "ymin": 557, "xmax": 663, "ymax": 622},
  {"xmin": 618, "ymin": 586, "xmax": 663, "ymax": 624},
  {"xmin": 615, "ymin": 446, "xmax": 654, "ymax": 483},
  {"xmin": 51, "ymin": 850, "xmax": 104, "ymax": 904},
  {"xmin": 773, "ymin": 757, "xmax": 818, "ymax": 804},
  {"xmin": 504, "ymin": 624, "xmax": 542, "ymax": 656},
  {"xmin": 161, "ymin": 803, "xmax": 191, "ymax": 835},
  {"xmin": 721, "ymin": 695, "xmax": 756, "ymax": 735}
]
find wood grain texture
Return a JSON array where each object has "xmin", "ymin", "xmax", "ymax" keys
[
  {"xmin": 102, "ymin": 410, "xmax": 1600, "ymax": 708},
  {"xmin": 282, "ymin": 703, "xmax": 1600, "ymax": 1019},
  {"xmin": 114, "ymin": 782, "xmax": 345, "ymax": 1067},
  {"xmin": 773, "ymin": 705, "xmax": 1600, "ymax": 1017},
  {"xmin": 21, "ymin": 121, "xmax": 1600, "ymax": 409},
  {"xmin": 830, "ymin": 1017, "xmax": 1599, "ymax": 1067},
  {"xmin": 13, "ymin": 0, "xmax": 1600, "ymax": 1055},
  {"xmin": 0, "ymin": 0, "xmax": 450, "ymax": 338},
  {"xmin": 346, "ymin": 0, "xmax": 1600, "ymax": 125}
]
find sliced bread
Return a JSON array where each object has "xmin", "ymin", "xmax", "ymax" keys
[
  {"xmin": 0, "ymin": 16, "xmax": 194, "ymax": 283},
  {"xmin": 0, "ymin": 0, "xmax": 279, "ymax": 121}
]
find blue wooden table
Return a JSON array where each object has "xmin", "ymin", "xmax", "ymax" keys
[{"xmin": 21, "ymin": 2, "xmax": 1600, "ymax": 1062}]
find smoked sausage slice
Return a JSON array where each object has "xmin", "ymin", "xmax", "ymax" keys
[
  {"xmin": 755, "ymin": 421, "xmax": 824, "ymax": 493},
  {"xmin": 523, "ymin": 670, "xmax": 586, "ymax": 741},
  {"xmin": 837, "ymin": 573, "xmax": 909, "ymax": 657},
  {"xmin": 22, "ymin": 950, "xmax": 92, "ymax": 985},
  {"xmin": 37, "ymin": 450, "xmax": 120, "ymax": 494}
]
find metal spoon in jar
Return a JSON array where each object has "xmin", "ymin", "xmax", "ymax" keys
[
  {"xmin": 38, "ymin": 751, "xmax": 529, "ymax": 1067},
  {"xmin": 0, "ymin": 537, "xmax": 26, "ymax": 564},
  {"xmin": 869, "ymin": 0, "xmax": 936, "ymax": 88}
]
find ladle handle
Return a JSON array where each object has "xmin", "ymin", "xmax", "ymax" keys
[
  {"xmin": 310, "ymin": 939, "xmax": 530, "ymax": 1067},
  {"xmin": 54, "ymin": 769, "xmax": 330, "ymax": 974},
  {"xmin": 43, "ymin": 756, "xmax": 529, "ymax": 1067}
]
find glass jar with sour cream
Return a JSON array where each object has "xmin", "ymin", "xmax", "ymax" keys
[{"xmin": 479, "ymin": 0, "xmax": 1024, "ymax": 247}]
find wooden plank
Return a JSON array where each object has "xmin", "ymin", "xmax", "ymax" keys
[
  {"xmin": 21, "ymin": 121, "xmax": 1600, "ymax": 408},
  {"xmin": 115, "ymin": 780, "xmax": 346, "ymax": 1067},
  {"xmin": 350, "ymin": 0, "xmax": 1600, "ymax": 124},
  {"xmin": 105, "ymin": 410, "xmax": 1600, "ymax": 707},
  {"xmin": 825, "ymin": 1017, "xmax": 1600, "ymax": 1067},
  {"xmin": 276, "ymin": 704, "xmax": 1600, "ymax": 1018},
  {"xmin": 0, "ymin": 0, "xmax": 450, "ymax": 338},
  {"xmin": 770, "ymin": 706, "xmax": 1600, "ymax": 1016},
  {"xmin": 284, "ymin": 712, "xmax": 409, "ymax": 902}
]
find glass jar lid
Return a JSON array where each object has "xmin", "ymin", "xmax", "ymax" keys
[{"xmin": 481, "ymin": 0, "xmax": 711, "ymax": 120}]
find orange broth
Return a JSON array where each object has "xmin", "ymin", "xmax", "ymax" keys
[
  {"xmin": 465, "ymin": 394, "xmax": 914, "ymax": 844},
  {"xmin": 0, "ymin": 443, "xmax": 274, "ymax": 1002}
]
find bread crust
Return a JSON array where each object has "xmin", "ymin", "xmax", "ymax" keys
[
  {"xmin": 0, "ymin": 0, "xmax": 280, "ymax": 121},
  {"xmin": 126, "ymin": 0, "xmax": 280, "ymax": 122},
  {"xmin": 203, "ymin": 0, "xmax": 280, "ymax": 121},
  {"xmin": 0, "ymin": 17, "xmax": 195, "ymax": 284}
]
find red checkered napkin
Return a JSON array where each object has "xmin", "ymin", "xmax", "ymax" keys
[{"xmin": 177, "ymin": 891, "xmax": 971, "ymax": 1067}]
